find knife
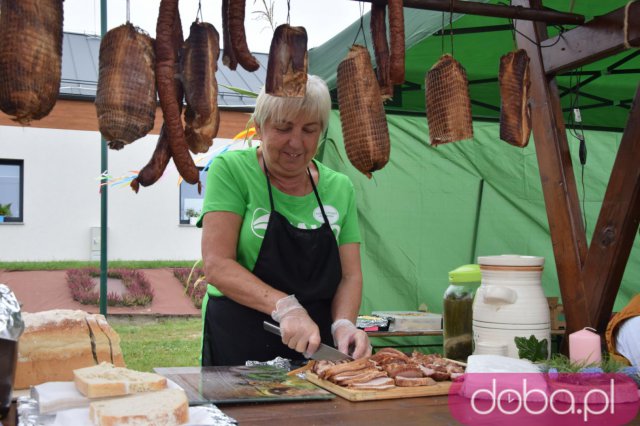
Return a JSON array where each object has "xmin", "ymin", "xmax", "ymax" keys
[{"xmin": 263, "ymin": 321, "xmax": 353, "ymax": 362}]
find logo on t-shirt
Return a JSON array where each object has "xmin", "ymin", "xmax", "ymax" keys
[
  {"xmin": 313, "ymin": 205, "xmax": 339, "ymax": 224},
  {"xmin": 251, "ymin": 208, "xmax": 270, "ymax": 238}
]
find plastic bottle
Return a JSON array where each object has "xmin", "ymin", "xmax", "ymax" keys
[{"xmin": 443, "ymin": 264, "xmax": 480, "ymax": 361}]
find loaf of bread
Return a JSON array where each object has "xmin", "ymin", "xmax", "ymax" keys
[
  {"xmin": 89, "ymin": 388, "xmax": 189, "ymax": 426},
  {"xmin": 14, "ymin": 309, "xmax": 125, "ymax": 389},
  {"xmin": 74, "ymin": 362, "xmax": 167, "ymax": 398}
]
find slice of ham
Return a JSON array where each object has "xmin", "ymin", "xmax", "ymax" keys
[
  {"xmin": 347, "ymin": 376, "xmax": 395, "ymax": 390},
  {"xmin": 335, "ymin": 369, "xmax": 388, "ymax": 386},
  {"xmin": 395, "ymin": 376, "xmax": 437, "ymax": 387},
  {"xmin": 320, "ymin": 358, "xmax": 372, "ymax": 380},
  {"xmin": 383, "ymin": 364, "xmax": 424, "ymax": 378}
]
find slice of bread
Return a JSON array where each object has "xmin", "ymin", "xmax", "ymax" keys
[
  {"xmin": 74, "ymin": 362, "xmax": 167, "ymax": 398},
  {"xmin": 89, "ymin": 388, "xmax": 189, "ymax": 426}
]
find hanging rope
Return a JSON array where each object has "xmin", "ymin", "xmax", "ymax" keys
[
  {"xmin": 287, "ymin": 0, "xmax": 291, "ymax": 25},
  {"xmin": 126, "ymin": 0, "xmax": 130, "ymax": 23},
  {"xmin": 352, "ymin": 1, "xmax": 367, "ymax": 48},
  {"xmin": 196, "ymin": 0, "xmax": 203, "ymax": 23},
  {"xmin": 624, "ymin": 0, "xmax": 639, "ymax": 48},
  {"xmin": 449, "ymin": 0, "xmax": 454, "ymax": 56}
]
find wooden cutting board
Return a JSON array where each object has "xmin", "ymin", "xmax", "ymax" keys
[{"xmin": 305, "ymin": 372, "xmax": 454, "ymax": 402}]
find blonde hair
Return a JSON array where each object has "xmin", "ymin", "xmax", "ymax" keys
[{"xmin": 252, "ymin": 75, "xmax": 331, "ymax": 132}]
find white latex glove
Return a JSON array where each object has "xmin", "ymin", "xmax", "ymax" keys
[
  {"xmin": 331, "ymin": 319, "xmax": 372, "ymax": 359},
  {"xmin": 271, "ymin": 295, "xmax": 321, "ymax": 356}
]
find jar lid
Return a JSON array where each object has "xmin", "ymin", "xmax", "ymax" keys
[
  {"xmin": 448, "ymin": 264, "xmax": 481, "ymax": 283},
  {"xmin": 477, "ymin": 255, "xmax": 544, "ymax": 267}
]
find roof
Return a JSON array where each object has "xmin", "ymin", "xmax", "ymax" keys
[
  {"xmin": 309, "ymin": 0, "xmax": 639, "ymax": 131},
  {"xmin": 60, "ymin": 32, "xmax": 266, "ymax": 107}
]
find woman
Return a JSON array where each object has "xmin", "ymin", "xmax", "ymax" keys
[{"xmin": 199, "ymin": 75, "xmax": 371, "ymax": 366}]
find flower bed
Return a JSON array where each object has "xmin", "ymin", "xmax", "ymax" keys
[
  {"xmin": 173, "ymin": 267, "xmax": 206, "ymax": 308},
  {"xmin": 66, "ymin": 268, "xmax": 154, "ymax": 306}
]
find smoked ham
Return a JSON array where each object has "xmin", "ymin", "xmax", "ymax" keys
[
  {"xmin": 499, "ymin": 49, "xmax": 532, "ymax": 147},
  {"xmin": 182, "ymin": 21, "xmax": 221, "ymax": 154},
  {"xmin": 337, "ymin": 45, "xmax": 390, "ymax": 179},
  {"xmin": 95, "ymin": 24, "xmax": 156, "ymax": 150},
  {"xmin": 0, "ymin": 0, "xmax": 63, "ymax": 124},
  {"xmin": 425, "ymin": 54, "xmax": 474, "ymax": 146},
  {"xmin": 266, "ymin": 24, "xmax": 308, "ymax": 97}
]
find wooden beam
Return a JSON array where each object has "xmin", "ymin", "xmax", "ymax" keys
[
  {"xmin": 543, "ymin": 3, "xmax": 640, "ymax": 75},
  {"xmin": 352, "ymin": 0, "xmax": 585, "ymax": 25},
  {"xmin": 582, "ymin": 84, "xmax": 640, "ymax": 334},
  {"xmin": 512, "ymin": 0, "xmax": 591, "ymax": 347}
]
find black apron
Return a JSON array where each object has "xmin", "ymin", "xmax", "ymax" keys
[{"xmin": 202, "ymin": 160, "xmax": 342, "ymax": 366}]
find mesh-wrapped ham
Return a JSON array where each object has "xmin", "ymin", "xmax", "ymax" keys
[
  {"xmin": 266, "ymin": 24, "xmax": 308, "ymax": 97},
  {"xmin": 95, "ymin": 24, "xmax": 156, "ymax": 150},
  {"xmin": 337, "ymin": 45, "xmax": 391, "ymax": 179},
  {"xmin": 425, "ymin": 54, "xmax": 473, "ymax": 146},
  {"xmin": 182, "ymin": 21, "xmax": 221, "ymax": 154},
  {"xmin": 0, "ymin": 0, "xmax": 63, "ymax": 124},
  {"xmin": 499, "ymin": 49, "xmax": 532, "ymax": 147}
]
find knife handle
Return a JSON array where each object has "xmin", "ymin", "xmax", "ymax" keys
[{"xmin": 263, "ymin": 321, "xmax": 282, "ymax": 337}]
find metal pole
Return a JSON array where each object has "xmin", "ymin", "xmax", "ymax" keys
[
  {"xmin": 351, "ymin": 0, "xmax": 585, "ymax": 26},
  {"xmin": 99, "ymin": 0, "xmax": 108, "ymax": 316}
]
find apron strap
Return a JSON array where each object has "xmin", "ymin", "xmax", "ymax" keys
[{"xmin": 262, "ymin": 158, "xmax": 331, "ymax": 227}]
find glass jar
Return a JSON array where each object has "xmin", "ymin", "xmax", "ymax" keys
[{"xmin": 443, "ymin": 264, "xmax": 480, "ymax": 361}]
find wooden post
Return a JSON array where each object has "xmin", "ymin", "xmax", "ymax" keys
[{"xmin": 512, "ymin": 0, "xmax": 592, "ymax": 351}]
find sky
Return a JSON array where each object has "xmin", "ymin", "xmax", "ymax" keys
[{"xmin": 63, "ymin": 0, "xmax": 367, "ymax": 53}]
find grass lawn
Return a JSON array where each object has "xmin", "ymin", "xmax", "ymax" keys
[{"xmin": 112, "ymin": 317, "xmax": 202, "ymax": 372}]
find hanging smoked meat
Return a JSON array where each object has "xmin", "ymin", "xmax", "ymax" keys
[
  {"xmin": 182, "ymin": 21, "xmax": 221, "ymax": 154},
  {"xmin": 221, "ymin": 0, "xmax": 238, "ymax": 70},
  {"xmin": 425, "ymin": 54, "xmax": 473, "ymax": 146},
  {"xmin": 0, "ymin": 0, "xmax": 63, "ymax": 124},
  {"xmin": 266, "ymin": 24, "xmax": 308, "ymax": 97},
  {"xmin": 131, "ymin": 8, "xmax": 185, "ymax": 193},
  {"xmin": 499, "ymin": 49, "xmax": 532, "ymax": 147},
  {"xmin": 228, "ymin": 0, "xmax": 260, "ymax": 72},
  {"xmin": 370, "ymin": 4, "xmax": 392, "ymax": 100},
  {"xmin": 95, "ymin": 24, "xmax": 156, "ymax": 150},
  {"xmin": 388, "ymin": 0, "xmax": 405, "ymax": 85},
  {"xmin": 337, "ymin": 45, "xmax": 390, "ymax": 178},
  {"xmin": 155, "ymin": 0, "xmax": 200, "ymax": 187}
]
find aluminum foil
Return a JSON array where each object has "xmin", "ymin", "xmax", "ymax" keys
[
  {"xmin": 0, "ymin": 284, "xmax": 24, "ymax": 341},
  {"xmin": 356, "ymin": 315, "xmax": 389, "ymax": 330},
  {"xmin": 245, "ymin": 356, "xmax": 291, "ymax": 370}
]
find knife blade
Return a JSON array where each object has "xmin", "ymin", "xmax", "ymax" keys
[{"xmin": 263, "ymin": 321, "xmax": 353, "ymax": 362}]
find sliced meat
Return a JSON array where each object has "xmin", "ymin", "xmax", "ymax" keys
[
  {"xmin": 266, "ymin": 24, "xmax": 308, "ymax": 97},
  {"xmin": 347, "ymin": 376, "xmax": 396, "ymax": 390},
  {"xmin": 321, "ymin": 357, "xmax": 373, "ymax": 380},
  {"xmin": 499, "ymin": 49, "xmax": 531, "ymax": 147},
  {"xmin": 384, "ymin": 364, "xmax": 424, "ymax": 378},
  {"xmin": 335, "ymin": 369, "xmax": 388, "ymax": 386},
  {"xmin": 395, "ymin": 376, "xmax": 437, "ymax": 387}
]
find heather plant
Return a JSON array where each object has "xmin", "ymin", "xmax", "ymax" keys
[
  {"xmin": 66, "ymin": 268, "xmax": 154, "ymax": 307},
  {"xmin": 173, "ymin": 263, "xmax": 206, "ymax": 308}
]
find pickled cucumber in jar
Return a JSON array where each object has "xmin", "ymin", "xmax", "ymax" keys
[{"xmin": 443, "ymin": 264, "xmax": 480, "ymax": 361}]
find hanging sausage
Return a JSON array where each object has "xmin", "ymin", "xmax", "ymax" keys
[
  {"xmin": 337, "ymin": 45, "xmax": 391, "ymax": 178},
  {"xmin": 266, "ymin": 24, "xmax": 308, "ymax": 97},
  {"xmin": 0, "ymin": 0, "xmax": 63, "ymax": 124},
  {"xmin": 370, "ymin": 3, "xmax": 392, "ymax": 100},
  {"xmin": 425, "ymin": 54, "xmax": 473, "ymax": 145},
  {"xmin": 182, "ymin": 21, "xmax": 221, "ymax": 154},
  {"xmin": 388, "ymin": 0, "xmax": 405, "ymax": 85},
  {"xmin": 499, "ymin": 49, "xmax": 532, "ymax": 147},
  {"xmin": 227, "ymin": 0, "xmax": 260, "ymax": 72},
  {"xmin": 95, "ymin": 24, "xmax": 156, "ymax": 150}
]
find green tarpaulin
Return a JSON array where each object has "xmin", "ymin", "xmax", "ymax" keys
[{"xmin": 309, "ymin": 2, "xmax": 638, "ymax": 339}]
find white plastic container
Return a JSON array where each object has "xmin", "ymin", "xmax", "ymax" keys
[{"xmin": 472, "ymin": 255, "xmax": 551, "ymax": 359}]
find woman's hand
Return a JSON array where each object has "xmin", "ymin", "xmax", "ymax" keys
[
  {"xmin": 272, "ymin": 295, "xmax": 321, "ymax": 356},
  {"xmin": 331, "ymin": 319, "xmax": 372, "ymax": 359}
]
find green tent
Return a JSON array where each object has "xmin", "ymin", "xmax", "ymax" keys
[{"xmin": 308, "ymin": 1, "xmax": 639, "ymax": 348}]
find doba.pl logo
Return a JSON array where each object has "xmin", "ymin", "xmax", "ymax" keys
[{"xmin": 448, "ymin": 372, "xmax": 640, "ymax": 425}]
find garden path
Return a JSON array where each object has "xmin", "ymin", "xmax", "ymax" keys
[{"xmin": 0, "ymin": 268, "xmax": 200, "ymax": 317}]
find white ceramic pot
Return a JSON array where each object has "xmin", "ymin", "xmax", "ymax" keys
[{"xmin": 472, "ymin": 255, "xmax": 551, "ymax": 359}]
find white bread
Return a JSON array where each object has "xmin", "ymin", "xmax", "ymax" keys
[
  {"xmin": 74, "ymin": 362, "xmax": 167, "ymax": 398},
  {"xmin": 14, "ymin": 309, "xmax": 126, "ymax": 389},
  {"xmin": 89, "ymin": 388, "xmax": 189, "ymax": 426}
]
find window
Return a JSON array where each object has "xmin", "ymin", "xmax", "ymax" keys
[
  {"xmin": 179, "ymin": 167, "xmax": 207, "ymax": 225},
  {"xmin": 0, "ymin": 159, "xmax": 24, "ymax": 223}
]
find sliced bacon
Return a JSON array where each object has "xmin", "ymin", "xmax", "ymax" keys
[
  {"xmin": 383, "ymin": 363, "xmax": 423, "ymax": 378},
  {"xmin": 395, "ymin": 376, "xmax": 437, "ymax": 387},
  {"xmin": 335, "ymin": 369, "xmax": 388, "ymax": 386},
  {"xmin": 347, "ymin": 376, "xmax": 395, "ymax": 390}
]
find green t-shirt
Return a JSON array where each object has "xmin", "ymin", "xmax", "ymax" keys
[{"xmin": 199, "ymin": 147, "xmax": 361, "ymax": 292}]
